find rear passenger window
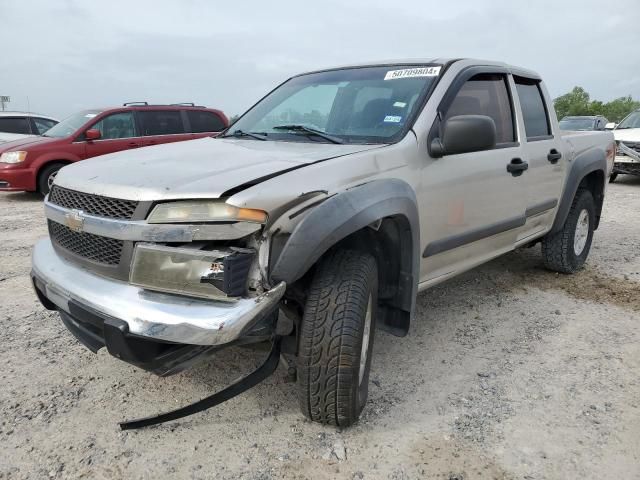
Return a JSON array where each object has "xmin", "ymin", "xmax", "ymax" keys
[
  {"xmin": 187, "ymin": 111, "xmax": 225, "ymax": 133},
  {"xmin": 514, "ymin": 78, "xmax": 551, "ymax": 139},
  {"xmin": 0, "ymin": 117, "xmax": 31, "ymax": 134},
  {"xmin": 138, "ymin": 110, "xmax": 185, "ymax": 136},
  {"xmin": 445, "ymin": 74, "xmax": 515, "ymax": 144}
]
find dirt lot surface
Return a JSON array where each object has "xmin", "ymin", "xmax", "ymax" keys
[{"xmin": 1, "ymin": 177, "xmax": 639, "ymax": 480}]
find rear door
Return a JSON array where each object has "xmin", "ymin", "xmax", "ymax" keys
[
  {"xmin": 137, "ymin": 109, "xmax": 190, "ymax": 147},
  {"xmin": 185, "ymin": 110, "xmax": 226, "ymax": 139},
  {"xmin": 512, "ymin": 77, "xmax": 565, "ymax": 241},
  {"xmin": 83, "ymin": 111, "xmax": 142, "ymax": 158},
  {"xmin": 420, "ymin": 70, "xmax": 529, "ymax": 283}
]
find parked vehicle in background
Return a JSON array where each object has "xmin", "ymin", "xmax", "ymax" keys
[
  {"xmin": 0, "ymin": 103, "xmax": 228, "ymax": 194},
  {"xmin": 608, "ymin": 109, "xmax": 640, "ymax": 182},
  {"xmin": 31, "ymin": 59, "xmax": 615, "ymax": 429},
  {"xmin": 559, "ymin": 115, "xmax": 609, "ymax": 131},
  {"xmin": 0, "ymin": 111, "xmax": 58, "ymax": 143}
]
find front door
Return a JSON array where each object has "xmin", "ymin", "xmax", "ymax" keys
[
  {"xmin": 420, "ymin": 71, "xmax": 528, "ymax": 285},
  {"xmin": 84, "ymin": 111, "xmax": 142, "ymax": 159}
]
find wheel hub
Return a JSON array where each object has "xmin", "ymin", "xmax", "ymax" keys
[
  {"xmin": 573, "ymin": 209, "xmax": 589, "ymax": 256},
  {"xmin": 359, "ymin": 295, "xmax": 373, "ymax": 386}
]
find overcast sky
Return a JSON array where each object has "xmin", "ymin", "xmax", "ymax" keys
[{"xmin": 1, "ymin": 0, "xmax": 638, "ymax": 119}]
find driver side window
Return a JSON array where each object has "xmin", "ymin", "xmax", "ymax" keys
[
  {"xmin": 445, "ymin": 74, "xmax": 516, "ymax": 145},
  {"xmin": 90, "ymin": 112, "xmax": 137, "ymax": 140}
]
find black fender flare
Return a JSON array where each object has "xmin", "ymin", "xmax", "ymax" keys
[
  {"xmin": 551, "ymin": 147, "xmax": 607, "ymax": 234},
  {"xmin": 270, "ymin": 179, "xmax": 420, "ymax": 332}
]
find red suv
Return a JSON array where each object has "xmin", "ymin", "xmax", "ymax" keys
[{"xmin": 0, "ymin": 103, "xmax": 228, "ymax": 194}]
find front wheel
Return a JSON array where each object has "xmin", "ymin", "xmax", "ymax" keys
[
  {"xmin": 541, "ymin": 189, "xmax": 595, "ymax": 273},
  {"xmin": 296, "ymin": 249, "xmax": 377, "ymax": 427},
  {"xmin": 38, "ymin": 163, "xmax": 64, "ymax": 196}
]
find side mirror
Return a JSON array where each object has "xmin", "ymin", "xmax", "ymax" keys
[
  {"xmin": 85, "ymin": 129, "xmax": 101, "ymax": 141},
  {"xmin": 604, "ymin": 122, "xmax": 617, "ymax": 130},
  {"xmin": 430, "ymin": 115, "xmax": 497, "ymax": 158}
]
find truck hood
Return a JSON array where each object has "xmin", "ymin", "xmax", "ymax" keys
[
  {"xmin": 614, "ymin": 128, "xmax": 640, "ymax": 143},
  {"xmin": 54, "ymin": 136, "xmax": 384, "ymax": 201}
]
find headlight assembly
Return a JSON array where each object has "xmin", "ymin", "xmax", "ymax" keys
[
  {"xmin": 0, "ymin": 151, "xmax": 27, "ymax": 164},
  {"xmin": 148, "ymin": 201, "xmax": 267, "ymax": 224}
]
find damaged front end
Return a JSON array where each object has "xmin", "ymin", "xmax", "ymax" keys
[{"xmin": 614, "ymin": 141, "xmax": 640, "ymax": 177}]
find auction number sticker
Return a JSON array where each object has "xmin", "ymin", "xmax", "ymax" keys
[{"xmin": 384, "ymin": 66, "xmax": 441, "ymax": 80}]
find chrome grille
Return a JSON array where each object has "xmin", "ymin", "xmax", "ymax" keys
[
  {"xmin": 48, "ymin": 220, "xmax": 123, "ymax": 266},
  {"xmin": 49, "ymin": 186, "xmax": 138, "ymax": 220}
]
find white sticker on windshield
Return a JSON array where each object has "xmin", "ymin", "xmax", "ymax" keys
[
  {"xmin": 384, "ymin": 66, "xmax": 441, "ymax": 80},
  {"xmin": 383, "ymin": 115, "xmax": 402, "ymax": 123},
  {"xmin": 393, "ymin": 101, "xmax": 407, "ymax": 108},
  {"xmin": 85, "ymin": 113, "xmax": 97, "ymax": 118}
]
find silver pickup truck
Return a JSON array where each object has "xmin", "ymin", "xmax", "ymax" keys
[{"xmin": 31, "ymin": 59, "xmax": 615, "ymax": 429}]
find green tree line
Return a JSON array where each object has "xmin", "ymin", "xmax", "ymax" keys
[{"xmin": 554, "ymin": 87, "xmax": 640, "ymax": 123}]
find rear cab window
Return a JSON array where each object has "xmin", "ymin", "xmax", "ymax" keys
[
  {"xmin": 138, "ymin": 110, "xmax": 186, "ymax": 136},
  {"xmin": 514, "ymin": 77, "xmax": 552, "ymax": 140},
  {"xmin": 187, "ymin": 110, "xmax": 225, "ymax": 133},
  {"xmin": 444, "ymin": 73, "xmax": 516, "ymax": 146}
]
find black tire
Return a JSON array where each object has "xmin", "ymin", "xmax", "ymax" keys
[
  {"xmin": 609, "ymin": 173, "xmax": 618, "ymax": 183},
  {"xmin": 38, "ymin": 163, "xmax": 64, "ymax": 196},
  {"xmin": 541, "ymin": 189, "xmax": 595, "ymax": 273},
  {"xmin": 297, "ymin": 248, "xmax": 377, "ymax": 427}
]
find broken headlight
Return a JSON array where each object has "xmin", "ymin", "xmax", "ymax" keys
[{"xmin": 130, "ymin": 244, "xmax": 255, "ymax": 300}]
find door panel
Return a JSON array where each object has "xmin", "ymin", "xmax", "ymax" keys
[
  {"xmin": 512, "ymin": 78, "xmax": 565, "ymax": 241},
  {"xmin": 419, "ymin": 72, "xmax": 528, "ymax": 283},
  {"xmin": 84, "ymin": 112, "xmax": 142, "ymax": 159}
]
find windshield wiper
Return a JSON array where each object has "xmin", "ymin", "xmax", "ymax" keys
[
  {"xmin": 272, "ymin": 125, "xmax": 344, "ymax": 144},
  {"xmin": 225, "ymin": 129, "xmax": 268, "ymax": 141}
]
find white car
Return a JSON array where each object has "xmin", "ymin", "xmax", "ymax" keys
[
  {"xmin": 608, "ymin": 109, "xmax": 640, "ymax": 182},
  {"xmin": 0, "ymin": 111, "xmax": 58, "ymax": 143}
]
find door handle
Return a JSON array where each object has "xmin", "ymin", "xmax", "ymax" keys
[
  {"xmin": 547, "ymin": 149, "xmax": 562, "ymax": 164},
  {"xmin": 507, "ymin": 158, "xmax": 528, "ymax": 177}
]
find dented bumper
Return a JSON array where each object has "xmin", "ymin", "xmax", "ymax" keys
[{"xmin": 31, "ymin": 238, "xmax": 285, "ymax": 352}]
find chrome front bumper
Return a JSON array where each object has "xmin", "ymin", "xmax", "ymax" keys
[{"xmin": 31, "ymin": 238, "xmax": 285, "ymax": 346}]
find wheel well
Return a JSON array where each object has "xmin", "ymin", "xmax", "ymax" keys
[
  {"xmin": 578, "ymin": 170, "xmax": 605, "ymax": 229},
  {"xmin": 37, "ymin": 161, "xmax": 70, "ymax": 191},
  {"xmin": 294, "ymin": 215, "xmax": 414, "ymax": 337}
]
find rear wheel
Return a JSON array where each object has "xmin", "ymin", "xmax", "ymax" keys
[
  {"xmin": 541, "ymin": 189, "xmax": 595, "ymax": 273},
  {"xmin": 38, "ymin": 163, "xmax": 64, "ymax": 196},
  {"xmin": 296, "ymin": 248, "xmax": 377, "ymax": 427}
]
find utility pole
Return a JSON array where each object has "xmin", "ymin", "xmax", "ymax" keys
[{"xmin": 0, "ymin": 96, "xmax": 9, "ymax": 111}]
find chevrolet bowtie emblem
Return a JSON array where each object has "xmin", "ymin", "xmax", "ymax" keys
[{"xmin": 64, "ymin": 209, "xmax": 85, "ymax": 232}]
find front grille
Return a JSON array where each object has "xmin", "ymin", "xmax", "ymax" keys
[
  {"xmin": 48, "ymin": 220, "xmax": 123, "ymax": 266},
  {"xmin": 49, "ymin": 185, "xmax": 138, "ymax": 220}
]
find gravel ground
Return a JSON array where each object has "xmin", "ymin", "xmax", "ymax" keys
[{"xmin": 1, "ymin": 176, "xmax": 639, "ymax": 479}]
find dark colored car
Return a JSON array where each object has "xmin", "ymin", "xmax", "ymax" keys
[
  {"xmin": 0, "ymin": 103, "xmax": 228, "ymax": 194},
  {"xmin": 558, "ymin": 115, "xmax": 609, "ymax": 131}
]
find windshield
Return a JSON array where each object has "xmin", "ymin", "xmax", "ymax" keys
[
  {"xmin": 43, "ymin": 110, "xmax": 102, "ymax": 138},
  {"xmin": 226, "ymin": 65, "xmax": 442, "ymax": 144},
  {"xmin": 559, "ymin": 118, "xmax": 596, "ymax": 131},
  {"xmin": 617, "ymin": 111, "xmax": 640, "ymax": 129}
]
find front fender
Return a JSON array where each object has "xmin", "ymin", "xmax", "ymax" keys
[{"xmin": 270, "ymin": 178, "xmax": 420, "ymax": 329}]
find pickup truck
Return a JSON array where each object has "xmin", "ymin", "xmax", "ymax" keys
[
  {"xmin": 31, "ymin": 59, "xmax": 615, "ymax": 429},
  {"xmin": 608, "ymin": 108, "xmax": 640, "ymax": 182}
]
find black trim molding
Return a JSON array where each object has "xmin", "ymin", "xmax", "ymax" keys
[{"xmin": 422, "ymin": 198, "xmax": 558, "ymax": 257}]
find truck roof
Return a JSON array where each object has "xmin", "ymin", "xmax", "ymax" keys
[{"xmin": 299, "ymin": 58, "xmax": 541, "ymax": 80}]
